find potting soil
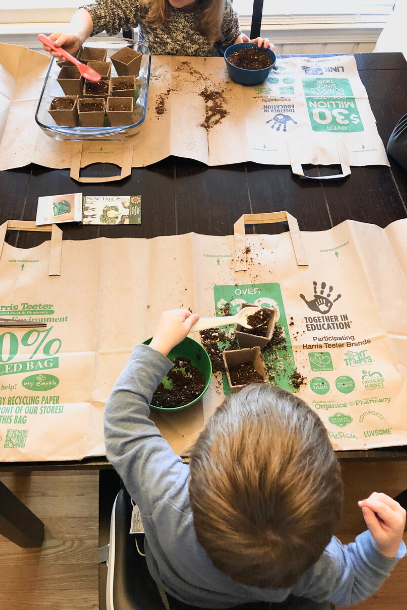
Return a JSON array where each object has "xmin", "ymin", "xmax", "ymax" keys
[
  {"xmin": 200, "ymin": 328, "xmax": 239, "ymax": 374},
  {"xmin": 50, "ymin": 98, "xmax": 75, "ymax": 110},
  {"xmin": 229, "ymin": 362, "xmax": 264, "ymax": 386},
  {"xmin": 240, "ymin": 308, "xmax": 272, "ymax": 337},
  {"xmin": 200, "ymin": 86, "xmax": 228, "ymax": 131},
  {"xmin": 151, "ymin": 356, "xmax": 205, "ymax": 408},
  {"xmin": 80, "ymin": 100, "xmax": 104, "ymax": 112},
  {"xmin": 227, "ymin": 48, "xmax": 272, "ymax": 70},
  {"xmin": 85, "ymin": 81, "xmax": 109, "ymax": 95},
  {"xmin": 112, "ymin": 80, "xmax": 134, "ymax": 91}
]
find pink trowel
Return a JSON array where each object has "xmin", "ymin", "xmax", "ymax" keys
[{"xmin": 38, "ymin": 34, "xmax": 101, "ymax": 82}]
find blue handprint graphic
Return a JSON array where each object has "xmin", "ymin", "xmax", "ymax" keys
[{"xmin": 266, "ymin": 113, "xmax": 297, "ymax": 132}]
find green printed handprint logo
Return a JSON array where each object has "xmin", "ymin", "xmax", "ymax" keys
[{"xmin": 300, "ymin": 281, "xmax": 341, "ymax": 314}]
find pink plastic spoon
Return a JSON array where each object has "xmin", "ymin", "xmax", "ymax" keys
[{"xmin": 38, "ymin": 34, "xmax": 101, "ymax": 82}]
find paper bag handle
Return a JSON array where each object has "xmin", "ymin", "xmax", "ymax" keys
[
  {"xmin": 234, "ymin": 212, "xmax": 308, "ymax": 271},
  {"xmin": 0, "ymin": 221, "xmax": 62, "ymax": 276},
  {"xmin": 287, "ymin": 141, "xmax": 351, "ymax": 180},
  {"xmin": 70, "ymin": 142, "xmax": 133, "ymax": 183}
]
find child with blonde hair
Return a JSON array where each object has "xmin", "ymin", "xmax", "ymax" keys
[
  {"xmin": 104, "ymin": 308, "xmax": 406, "ymax": 610},
  {"xmin": 42, "ymin": 0, "xmax": 273, "ymax": 59}
]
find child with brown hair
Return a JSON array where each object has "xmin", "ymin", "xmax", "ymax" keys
[
  {"xmin": 104, "ymin": 309, "xmax": 406, "ymax": 610},
  {"xmin": 41, "ymin": 0, "xmax": 273, "ymax": 59}
]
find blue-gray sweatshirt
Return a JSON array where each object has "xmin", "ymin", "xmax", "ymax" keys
[{"xmin": 104, "ymin": 344, "xmax": 406, "ymax": 609}]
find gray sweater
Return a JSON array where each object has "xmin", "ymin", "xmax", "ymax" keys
[
  {"xmin": 104, "ymin": 344, "xmax": 406, "ymax": 609},
  {"xmin": 84, "ymin": 0, "xmax": 241, "ymax": 56}
]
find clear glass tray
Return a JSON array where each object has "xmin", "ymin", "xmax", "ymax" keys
[{"xmin": 35, "ymin": 39, "xmax": 151, "ymax": 141}]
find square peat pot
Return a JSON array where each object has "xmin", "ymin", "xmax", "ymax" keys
[
  {"xmin": 235, "ymin": 303, "xmax": 277, "ymax": 349},
  {"xmin": 78, "ymin": 98, "xmax": 106, "ymax": 127},
  {"xmin": 83, "ymin": 79, "xmax": 110, "ymax": 99},
  {"xmin": 110, "ymin": 47, "xmax": 142, "ymax": 76},
  {"xmin": 87, "ymin": 60, "xmax": 112, "ymax": 80},
  {"xmin": 110, "ymin": 76, "xmax": 136, "ymax": 98},
  {"xmin": 79, "ymin": 47, "xmax": 107, "ymax": 64},
  {"xmin": 106, "ymin": 97, "xmax": 134, "ymax": 126},
  {"xmin": 48, "ymin": 96, "xmax": 78, "ymax": 127},
  {"xmin": 223, "ymin": 347, "xmax": 268, "ymax": 393},
  {"xmin": 57, "ymin": 66, "xmax": 84, "ymax": 96}
]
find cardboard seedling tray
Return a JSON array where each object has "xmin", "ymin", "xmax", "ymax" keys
[
  {"xmin": 223, "ymin": 346, "xmax": 268, "ymax": 393},
  {"xmin": 107, "ymin": 97, "xmax": 134, "ymax": 127},
  {"xmin": 235, "ymin": 303, "xmax": 277, "ymax": 349},
  {"xmin": 110, "ymin": 76, "xmax": 136, "ymax": 98},
  {"xmin": 78, "ymin": 98, "xmax": 106, "ymax": 127},
  {"xmin": 110, "ymin": 47, "xmax": 142, "ymax": 77},
  {"xmin": 48, "ymin": 96, "xmax": 78, "ymax": 127},
  {"xmin": 57, "ymin": 66, "xmax": 84, "ymax": 96},
  {"xmin": 79, "ymin": 47, "xmax": 107, "ymax": 64},
  {"xmin": 83, "ymin": 79, "xmax": 110, "ymax": 99}
]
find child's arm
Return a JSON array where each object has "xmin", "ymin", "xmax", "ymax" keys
[
  {"xmin": 41, "ymin": 8, "xmax": 93, "ymax": 59},
  {"xmin": 42, "ymin": 1, "xmax": 140, "ymax": 59},
  {"xmin": 291, "ymin": 492, "xmax": 406, "ymax": 606},
  {"xmin": 103, "ymin": 309, "xmax": 199, "ymax": 513}
]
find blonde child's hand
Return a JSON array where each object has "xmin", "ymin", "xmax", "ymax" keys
[
  {"xmin": 358, "ymin": 492, "xmax": 406, "ymax": 558},
  {"xmin": 42, "ymin": 32, "xmax": 82, "ymax": 59},
  {"xmin": 150, "ymin": 309, "xmax": 200, "ymax": 357},
  {"xmin": 239, "ymin": 34, "xmax": 275, "ymax": 50}
]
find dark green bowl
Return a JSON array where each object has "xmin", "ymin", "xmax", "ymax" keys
[{"xmin": 143, "ymin": 336, "xmax": 212, "ymax": 411}]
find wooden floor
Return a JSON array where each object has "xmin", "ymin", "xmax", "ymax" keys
[
  {"xmin": 0, "ymin": 462, "xmax": 406, "ymax": 610},
  {"xmin": 0, "ymin": 470, "xmax": 98, "ymax": 610}
]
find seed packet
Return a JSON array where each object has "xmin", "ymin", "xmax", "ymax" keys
[
  {"xmin": 82, "ymin": 195, "xmax": 141, "ymax": 225},
  {"xmin": 36, "ymin": 194, "xmax": 141, "ymax": 225},
  {"xmin": 36, "ymin": 193, "xmax": 83, "ymax": 225}
]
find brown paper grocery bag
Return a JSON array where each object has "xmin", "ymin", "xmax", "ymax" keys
[
  {"xmin": 0, "ymin": 44, "xmax": 388, "ymax": 180},
  {"xmin": 1, "ymin": 213, "xmax": 407, "ymax": 462}
]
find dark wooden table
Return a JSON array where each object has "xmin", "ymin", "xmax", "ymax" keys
[{"xmin": 1, "ymin": 52, "xmax": 407, "ymax": 545}]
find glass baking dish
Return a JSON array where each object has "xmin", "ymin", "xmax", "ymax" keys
[{"xmin": 35, "ymin": 39, "xmax": 150, "ymax": 141}]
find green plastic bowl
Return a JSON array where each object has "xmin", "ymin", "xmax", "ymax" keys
[{"xmin": 143, "ymin": 336, "xmax": 212, "ymax": 411}]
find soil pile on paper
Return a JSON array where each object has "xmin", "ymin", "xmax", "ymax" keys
[
  {"xmin": 151, "ymin": 357, "xmax": 205, "ymax": 408},
  {"xmin": 200, "ymin": 328, "xmax": 239, "ymax": 374},
  {"xmin": 200, "ymin": 87, "xmax": 228, "ymax": 131},
  {"xmin": 227, "ymin": 48, "xmax": 272, "ymax": 70}
]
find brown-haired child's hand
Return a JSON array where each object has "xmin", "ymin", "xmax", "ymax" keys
[
  {"xmin": 358, "ymin": 492, "xmax": 406, "ymax": 558},
  {"xmin": 150, "ymin": 309, "xmax": 200, "ymax": 357},
  {"xmin": 238, "ymin": 34, "xmax": 275, "ymax": 50},
  {"xmin": 42, "ymin": 32, "xmax": 82, "ymax": 59}
]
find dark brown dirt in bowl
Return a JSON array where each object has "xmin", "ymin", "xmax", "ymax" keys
[
  {"xmin": 85, "ymin": 81, "xmax": 109, "ymax": 95},
  {"xmin": 112, "ymin": 80, "xmax": 134, "ymax": 91},
  {"xmin": 228, "ymin": 48, "xmax": 272, "ymax": 70},
  {"xmin": 240, "ymin": 309, "xmax": 272, "ymax": 337},
  {"xmin": 79, "ymin": 100, "xmax": 105, "ymax": 112},
  {"xmin": 229, "ymin": 362, "xmax": 264, "ymax": 386},
  {"xmin": 50, "ymin": 98, "xmax": 75, "ymax": 110},
  {"xmin": 151, "ymin": 356, "xmax": 205, "ymax": 408}
]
